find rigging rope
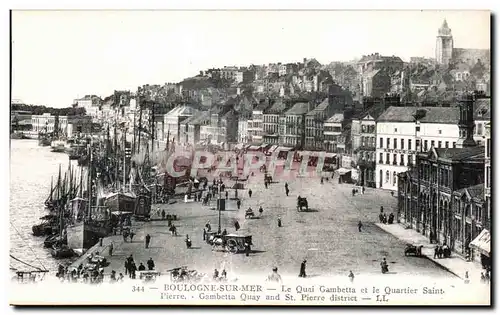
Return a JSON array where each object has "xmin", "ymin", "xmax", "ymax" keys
[
  {"xmin": 9, "ymin": 221, "xmax": 47, "ymax": 271},
  {"xmin": 9, "ymin": 255, "xmax": 46, "ymax": 272}
]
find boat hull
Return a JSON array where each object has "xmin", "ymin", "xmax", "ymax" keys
[
  {"xmin": 104, "ymin": 193, "xmax": 137, "ymax": 213},
  {"xmin": 66, "ymin": 221, "xmax": 111, "ymax": 252}
]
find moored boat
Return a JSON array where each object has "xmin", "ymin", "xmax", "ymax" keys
[{"xmin": 50, "ymin": 244, "xmax": 74, "ymax": 259}]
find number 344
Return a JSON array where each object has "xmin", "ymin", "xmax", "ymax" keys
[{"xmin": 132, "ymin": 286, "xmax": 144, "ymax": 292}]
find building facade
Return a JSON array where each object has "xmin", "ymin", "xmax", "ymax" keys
[
  {"xmin": 31, "ymin": 113, "xmax": 68, "ymax": 135},
  {"xmin": 375, "ymin": 106, "xmax": 462, "ymax": 191},
  {"xmin": 262, "ymin": 99, "xmax": 287, "ymax": 145},
  {"xmin": 279, "ymin": 102, "xmax": 309, "ymax": 148}
]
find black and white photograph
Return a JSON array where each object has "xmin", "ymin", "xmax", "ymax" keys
[{"xmin": 8, "ymin": 8, "xmax": 492, "ymax": 306}]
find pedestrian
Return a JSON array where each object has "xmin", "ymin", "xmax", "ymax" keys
[
  {"xmin": 480, "ymin": 272, "xmax": 486, "ymax": 283},
  {"xmin": 108, "ymin": 242, "xmax": 114, "ymax": 256},
  {"xmin": 203, "ymin": 228, "xmax": 207, "ymax": 241},
  {"xmin": 147, "ymin": 257, "xmax": 155, "ymax": 270},
  {"xmin": 321, "ymin": 177, "xmax": 324, "ymax": 184},
  {"xmin": 118, "ymin": 273, "xmax": 124, "ymax": 282},
  {"xmin": 358, "ymin": 221, "xmax": 363, "ymax": 232},
  {"xmin": 277, "ymin": 216, "xmax": 282, "ymax": 227},
  {"xmin": 259, "ymin": 206, "xmax": 264, "ymax": 216},
  {"xmin": 205, "ymin": 221, "xmax": 212, "ymax": 232},
  {"xmin": 234, "ymin": 221, "xmax": 240, "ymax": 231},
  {"xmin": 434, "ymin": 245, "xmax": 439, "ymax": 259},
  {"xmin": 380, "ymin": 206, "xmax": 384, "ymax": 213},
  {"xmin": 264, "ymin": 181, "xmax": 268, "ymax": 189},
  {"xmin": 129, "ymin": 230, "xmax": 135, "ymax": 242},
  {"xmin": 286, "ymin": 187, "xmax": 289, "ymax": 196},
  {"xmin": 221, "ymin": 269, "xmax": 227, "ymax": 279},
  {"xmin": 130, "ymin": 262, "xmax": 137, "ymax": 279},
  {"xmin": 213, "ymin": 269, "xmax": 219, "ymax": 280},
  {"xmin": 248, "ymin": 189, "xmax": 253, "ymax": 198},
  {"xmin": 145, "ymin": 233, "xmax": 151, "ymax": 248},
  {"xmin": 299, "ymin": 260, "xmax": 307, "ymax": 278},
  {"xmin": 161, "ymin": 209, "xmax": 166, "ymax": 220},
  {"xmin": 138, "ymin": 262, "xmax": 146, "ymax": 271},
  {"xmin": 348, "ymin": 270, "xmax": 354, "ymax": 282},
  {"xmin": 362, "ymin": 186, "xmax": 365, "ymax": 194},
  {"xmin": 352, "ymin": 188, "xmax": 356, "ymax": 197},
  {"xmin": 464, "ymin": 271, "xmax": 470, "ymax": 284},
  {"xmin": 237, "ymin": 199, "xmax": 241, "ymax": 210},
  {"xmin": 225, "ymin": 191, "xmax": 229, "ymax": 199},
  {"xmin": 438, "ymin": 245, "xmax": 443, "ymax": 259},
  {"xmin": 124, "ymin": 259, "xmax": 129, "ymax": 275},
  {"xmin": 245, "ymin": 241, "xmax": 251, "ymax": 257},
  {"xmin": 267, "ymin": 267, "xmax": 282, "ymax": 283}
]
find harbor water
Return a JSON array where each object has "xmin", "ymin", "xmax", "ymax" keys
[{"xmin": 10, "ymin": 140, "xmax": 77, "ymax": 272}]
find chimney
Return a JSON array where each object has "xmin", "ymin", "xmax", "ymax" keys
[{"xmin": 456, "ymin": 93, "xmax": 476, "ymax": 148}]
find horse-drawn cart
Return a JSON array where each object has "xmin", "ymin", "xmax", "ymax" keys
[
  {"xmin": 211, "ymin": 234, "xmax": 253, "ymax": 254},
  {"xmin": 404, "ymin": 244, "xmax": 423, "ymax": 256},
  {"xmin": 245, "ymin": 208, "xmax": 256, "ymax": 219},
  {"xmin": 297, "ymin": 197, "xmax": 309, "ymax": 211}
]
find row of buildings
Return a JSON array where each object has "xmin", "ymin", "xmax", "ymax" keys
[{"xmin": 397, "ymin": 93, "xmax": 491, "ymax": 268}]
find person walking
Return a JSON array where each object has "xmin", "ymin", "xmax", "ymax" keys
[
  {"xmin": 358, "ymin": 221, "xmax": 363, "ymax": 232},
  {"xmin": 129, "ymin": 230, "xmax": 135, "ymax": 242},
  {"xmin": 147, "ymin": 258, "xmax": 155, "ymax": 270},
  {"xmin": 277, "ymin": 216, "xmax": 282, "ymax": 227},
  {"xmin": 203, "ymin": 228, "xmax": 207, "ymax": 241},
  {"xmin": 259, "ymin": 206, "xmax": 264, "ymax": 216},
  {"xmin": 161, "ymin": 209, "xmax": 166, "ymax": 220},
  {"xmin": 299, "ymin": 260, "xmax": 307, "ymax": 278},
  {"xmin": 234, "ymin": 220, "xmax": 240, "ymax": 231},
  {"xmin": 267, "ymin": 267, "xmax": 282, "ymax": 283},
  {"xmin": 248, "ymin": 189, "xmax": 253, "ymax": 198},
  {"xmin": 108, "ymin": 242, "xmax": 114, "ymax": 256},
  {"xmin": 237, "ymin": 199, "xmax": 241, "ymax": 210},
  {"xmin": 245, "ymin": 241, "xmax": 251, "ymax": 257},
  {"xmin": 348, "ymin": 270, "xmax": 355, "ymax": 282},
  {"xmin": 145, "ymin": 234, "xmax": 151, "ymax": 249}
]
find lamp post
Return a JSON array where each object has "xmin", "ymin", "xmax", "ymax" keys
[{"xmin": 217, "ymin": 174, "xmax": 222, "ymax": 234}]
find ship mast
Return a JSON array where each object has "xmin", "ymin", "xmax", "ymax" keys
[
  {"xmin": 114, "ymin": 109, "xmax": 119, "ymax": 190},
  {"xmin": 86, "ymin": 142, "xmax": 92, "ymax": 220},
  {"xmin": 123, "ymin": 124, "xmax": 127, "ymax": 189}
]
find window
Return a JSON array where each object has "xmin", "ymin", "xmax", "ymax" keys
[
  {"xmin": 379, "ymin": 153, "xmax": 383, "ymax": 163},
  {"xmin": 386, "ymin": 153, "xmax": 390, "ymax": 164},
  {"xmin": 416, "ymin": 140, "xmax": 420, "ymax": 151},
  {"xmin": 400, "ymin": 154, "xmax": 405, "ymax": 166},
  {"xmin": 379, "ymin": 138, "xmax": 383, "ymax": 148},
  {"xmin": 386, "ymin": 138, "xmax": 390, "ymax": 148},
  {"xmin": 445, "ymin": 141, "xmax": 449, "ymax": 148},
  {"xmin": 393, "ymin": 154, "xmax": 397, "ymax": 165},
  {"xmin": 393, "ymin": 172, "xmax": 397, "ymax": 186},
  {"xmin": 431, "ymin": 140, "xmax": 435, "ymax": 148},
  {"xmin": 416, "ymin": 126, "xmax": 420, "ymax": 132},
  {"xmin": 453, "ymin": 142, "xmax": 457, "ymax": 148},
  {"xmin": 477, "ymin": 123, "xmax": 483, "ymax": 135},
  {"xmin": 362, "ymin": 125, "xmax": 366, "ymax": 133},
  {"xmin": 438, "ymin": 130, "xmax": 442, "ymax": 134},
  {"xmin": 393, "ymin": 138, "xmax": 397, "ymax": 149},
  {"xmin": 438, "ymin": 141, "xmax": 442, "ymax": 148},
  {"xmin": 394, "ymin": 128, "xmax": 398, "ymax": 132},
  {"xmin": 385, "ymin": 170, "xmax": 390, "ymax": 183},
  {"xmin": 424, "ymin": 140, "xmax": 428, "ymax": 151},
  {"xmin": 400, "ymin": 139, "xmax": 404, "ymax": 150},
  {"xmin": 408, "ymin": 139, "xmax": 412, "ymax": 150}
]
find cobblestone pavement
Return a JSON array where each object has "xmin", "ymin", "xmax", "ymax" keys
[{"xmin": 92, "ymin": 170, "xmax": 454, "ymax": 280}]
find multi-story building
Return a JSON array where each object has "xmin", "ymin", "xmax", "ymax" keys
[
  {"xmin": 350, "ymin": 98, "xmax": 386, "ymax": 187},
  {"xmin": 247, "ymin": 100, "xmax": 271, "ymax": 144},
  {"xmin": 74, "ymin": 95, "xmax": 101, "ymax": 119},
  {"xmin": 473, "ymin": 97, "xmax": 491, "ymax": 146},
  {"xmin": 31, "ymin": 113, "xmax": 68, "ymax": 135},
  {"xmin": 263, "ymin": 99, "xmax": 287, "ymax": 145},
  {"xmin": 323, "ymin": 113, "xmax": 344, "ymax": 153},
  {"xmin": 279, "ymin": 102, "xmax": 310, "ymax": 148},
  {"xmin": 375, "ymin": 106, "xmax": 462, "ymax": 191},
  {"xmin": 304, "ymin": 98, "xmax": 331, "ymax": 151},
  {"xmin": 220, "ymin": 66, "xmax": 243, "ymax": 84},
  {"xmin": 398, "ymin": 145, "xmax": 485, "ymax": 255},
  {"xmin": 361, "ymin": 69, "xmax": 391, "ymax": 98},
  {"xmin": 163, "ymin": 105, "xmax": 198, "ymax": 144},
  {"xmin": 179, "ymin": 111, "xmax": 210, "ymax": 145},
  {"xmin": 238, "ymin": 118, "xmax": 249, "ymax": 144}
]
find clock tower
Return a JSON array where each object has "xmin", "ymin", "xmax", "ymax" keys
[{"xmin": 435, "ymin": 19, "xmax": 454, "ymax": 65}]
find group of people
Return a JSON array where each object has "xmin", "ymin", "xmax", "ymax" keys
[
  {"xmin": 433, "ymin": 244, "xmax": 451, "ymax": 259},
  {"xmin": 379, "ymin": 207, "xmax": 395, "ymax": 224},
  {"xmin": 124, "ymin": 254, "xmax": 156, "ymax": 279}
]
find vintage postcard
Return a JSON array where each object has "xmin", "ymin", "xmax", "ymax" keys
[{"xmin": 9, "ymin": 9, "xmax": 491, "ymax": 306}]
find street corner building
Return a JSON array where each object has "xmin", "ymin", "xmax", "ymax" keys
[{"xmin": 397, "ymin": 94, "xmax": 491, "ymax": 269}]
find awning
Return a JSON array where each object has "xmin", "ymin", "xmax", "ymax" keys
[
  {"xmin": 111, "ymin": 211, "xmax": 133, "ymax": 216},
  {"xmin": 338, "ymin": 168, "xmax": 351, "ymax": 175},
  {"xmin": 470, "ymin": 229, "xmax": 490, "ymax": 256},
  {"xmin": 267, "ymin": 145, "xmax": 278, "ymax": 153},
  {"xmin": 260, "ymin": 143, "xmax": 271, "ymax": 149},
  {"xmin": 248, "ymin": 145, "xmax": 260, "ymax": 150},
  {"xmin": 325, "ymin": 153, "xmax": 337, "ymax": 158},
  {"xmin": 276, "ymin": 146, "xmax": 292, "ymax": 152}
]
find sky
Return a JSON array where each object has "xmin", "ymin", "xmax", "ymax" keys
[{"xmin": 11, "ymin": 10, "xmax": 491, "ymax": 108}]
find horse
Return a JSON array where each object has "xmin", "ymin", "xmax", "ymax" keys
[{"xmin": 211, "ymin": 236, "xmax": 225, "ymax": 252}]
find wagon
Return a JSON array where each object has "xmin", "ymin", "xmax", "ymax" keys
[
  {"xmin": 211, "ymin": 234, "xmax": 253, "ymax": 254},
  {"xmin": 404, "ymin": 244, "xmax": 423, "ymax": 256},
  {"xmin": 297, "ymin": 197, "xmax": 308, "ymax": 211}
]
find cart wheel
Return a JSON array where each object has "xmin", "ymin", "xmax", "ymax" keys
[{"xmin": 226, "ymin": 239, "xmax": 238, "ymax": 254}]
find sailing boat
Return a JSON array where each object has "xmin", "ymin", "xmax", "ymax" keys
[{"xmin": 50, "ymin": 164, "xmax": 74, "ymax": 259}]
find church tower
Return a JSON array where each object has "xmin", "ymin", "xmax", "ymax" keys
[
  {"xmin": 435, "ymin": 19, "xmax": 454, "ymax": 65},
  {"xmin": 456, "ymin": 93, "xmax": 476, "ymax": 148}
]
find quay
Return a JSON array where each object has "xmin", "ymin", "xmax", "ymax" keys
[{"xmin": 68, "ymin": 170, "xmax": 456, "ymax": 280}]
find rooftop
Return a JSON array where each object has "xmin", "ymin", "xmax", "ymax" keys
[
  {"xmin": 377, "ymin": 106, "xmax": 460, "ymax": 124},
  {"xmin": 433, "ymin": 146, "xmax": 485, "ymax": 161},
  {"xmin": 325, "ymin": 113, "xmax": 344, "ymax": 123},
  {"xmin": 474, "ymin": 98, "xmax": 491, "ymax": 120},
  {"xmin": 166, "ymin": 105, "xmax": 197, "ymax": 118},
  {"xmin": 457, "ymin": 183, "xmax": 485, "ymax": 200},
  {"xmin": 306, "ymin": 98, "xmax": 329, "ymax": 115},
  {"xmin": 285, "ymin": 102, "xmax": 310, "ymax": 115}
]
